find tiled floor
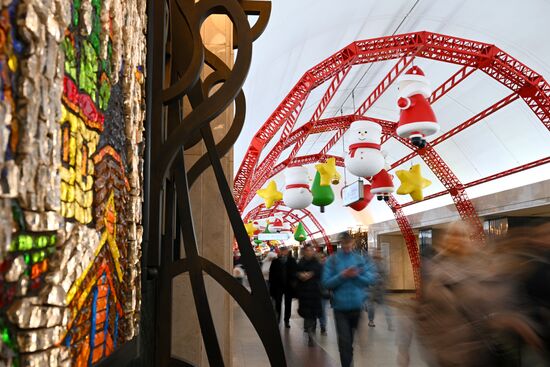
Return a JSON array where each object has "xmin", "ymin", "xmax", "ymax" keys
[{"xmin": 232, "ymin": 295, "xmax": 428, "ymax": 367}]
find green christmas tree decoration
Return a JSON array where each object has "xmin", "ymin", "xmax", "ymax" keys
[
  {"xmin": 311, "ymin": 171, "xmax": 334, "ymax": 213},
  {"xmin": 293, "ymin": 222, "xmax": 308, "ymax": 242},
  {"xmin": 254, "ymin": 239, "xmax": 263, "ymax": 245}
]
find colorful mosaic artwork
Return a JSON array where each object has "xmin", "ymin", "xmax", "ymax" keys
[{"xmin": 0, "ymin": 0, "xmax": 146, "ymax": 365}]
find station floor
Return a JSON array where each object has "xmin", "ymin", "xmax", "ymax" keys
[{"xmin": 232, "ymin": 294, "xmax": 427, "ymax": 367}]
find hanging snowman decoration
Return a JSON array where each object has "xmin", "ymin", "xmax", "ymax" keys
[
  {"xmin": 345, "ymin": 120, "xmax": 385, "ymax": 178},
  {"xmin": 283, "ymin": 166, "xmax": 313, "ymax": 210},
  {"xmin": 396, "ymin": 66, "xmax": 439, "ymax": 148}
]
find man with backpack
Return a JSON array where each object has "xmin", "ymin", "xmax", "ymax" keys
[{"xmin": 322, "ymin": 232, "xmax": 376, "ymax": 367}]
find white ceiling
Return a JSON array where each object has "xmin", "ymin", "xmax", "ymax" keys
[{"xmin": 235, "ymin": 0, "xmax": 550, "ymax": 235}]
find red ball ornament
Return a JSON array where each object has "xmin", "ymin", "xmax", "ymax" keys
[{"xmin": 348, "ymin": 184, "xmax": 374, "ymax": 211}]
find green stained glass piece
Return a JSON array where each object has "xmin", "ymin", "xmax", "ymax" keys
[
  {"xmin": 63, "ymin": 37, "xmax": 77, "ymax": 80},
  {"xmin": 79, "ymin": 40, "xmax": 98, "ymax": 97},
  {"xmin": 91, "ymin": 34, "xmax": 100, "ymax": 54},
  {"xmin": 99, "ymin": 77, "xmax": 111, "ymax": 110},
  {"xmin": 32, "ymin": 251, "xmax": 41, "ymax": 264},
  {"xmin": 18, "ymin": 235, "xmax": 32, "ymax": 251},
  {"xmin": 50, "ymin": 234, "xmax": 57, "ymax": 246},
  {"xmin": 2, "ymin": 328, "xmax": 9, "ymax": 343},
  {"xmin": 24, "ymin": 253, "xmax": 30, "ymax": 265},
  {"xmin": 37, "ymin": 236, "xmax": 48, "ymax": 249},
  {"xmin": 73, "ymin": 0, "xmax": 81, "ymax": 26}
]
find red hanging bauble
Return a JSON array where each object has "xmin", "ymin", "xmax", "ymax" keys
[{"xmin": 349, "ymin": 183, "xmax": 374, "ymax": 211}]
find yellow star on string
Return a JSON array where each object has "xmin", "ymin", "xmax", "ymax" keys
[
  {"xmin": 256, "ymin": 180, "xmax": 283, "ymax": 209},
  {"xmin": 315, "ymin": 157, "xmax": 341, "ymax": 186},
  {"xmin": 244, "ymin": 221, "xmax": 257, "ymax": 237},
  {"xmin": 396, "ymin": 164, "xmax": 432, "ymax": 201}
]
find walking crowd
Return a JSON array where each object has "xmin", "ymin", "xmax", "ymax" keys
[
  {"xmin": 243, "ymin": 222, "xmax": 550, "ymax": 367},
  {"xmin": 265, "ymin": 231, "xmax": 384, "ymax": 367}
]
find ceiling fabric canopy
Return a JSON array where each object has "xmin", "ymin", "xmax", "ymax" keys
[{"xmin": 234, "ymin": 0, "xmax": 550, "ymax": 236}]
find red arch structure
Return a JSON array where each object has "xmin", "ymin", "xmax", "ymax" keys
[
  {"xmin": 234, "ymin": 31, "xmax": 550, "ymax": 289},
  {"xmin": 244, "ymin": 203, "xmax": 332, "ymax": 250}
]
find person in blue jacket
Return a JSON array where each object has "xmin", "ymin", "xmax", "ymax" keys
[{"xmin": 322, "ymin": 232, "xmax": 377, "ymax": 367}]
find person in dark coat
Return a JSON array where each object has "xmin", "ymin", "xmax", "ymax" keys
[
  {"xmin": 269, "ymin": 246, "xmax": 297, "ymax": 328},
  {"xmin": 296, "ymin": 245, "xmax": 323, "ymax": 346}
]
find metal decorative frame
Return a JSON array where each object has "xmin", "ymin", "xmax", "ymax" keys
[
  {"xmin": 244, "ymin": 203, "xmax": 332, "ymax": 250},
  {"xmin": 235, "ymin": 31, "xmax": 550, "ymax": 289},
  {"xmin": 142, "ymin": 1, "xmax": 286, "ymax": 366}
]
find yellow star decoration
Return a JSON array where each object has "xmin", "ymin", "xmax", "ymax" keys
[
  {"xmin": 257, "ymin": 180, "xmax": 283, "ymax": 208},
  {"xmin": 244, "ymin": 221, "xmax": 257, "ymax": 237},
  {"xmin": 315, "ymin": 157, "xmax": 341, "ymax": 186},
  {"xmin": 396, "ymin": 164, "xmax": 432, "ymax": 201}
]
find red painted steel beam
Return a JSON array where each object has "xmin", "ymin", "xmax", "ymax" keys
[
  {"xmin": 392, "ymin": 135, "xmax": 485, "ymax": 240},
  {"xmin": 234, "ymin": 73, "xmax": 315, "ymax": 209},
  {"xmin": 429, "ymin": 66, "xmax": 475, "ymax": 104},
  {"xmin": 271, "ymin": 154, "xmax": 344, "ymax": 178},
  {"xmin": 244, "ymin": 204, "xmax": 332, "ymax": 250},
  {"xmin": 356, "ymin": 56, "xmax": 415, "ymax": 115},
  {"xmin": 319, "ymin": 56, "xmax": 414, "ymax": 155},
  {"xmin": 237, "ymin": 30, "xmax": 550, "ymax": 209},
  {"xmin": 390, "ymin": 93, "xmax": 519, "ymax": 169},
  {"xmin": 237, "ymin": 31, "xmax": 550, "ymax": 284},
  {"xmin": 386, "ymin": 196, "xmax": 421, "ymax": 291},
  {"xmin": 250, "ymin": 96, "xmax": 309, "ymax": 194},
  {"xmin": 399, "ymin": 156, "xmax": 550, "ymax": 208},
  {"xmin": 275, "ymin": 65, "xmax": 354, "ymax": 185}
]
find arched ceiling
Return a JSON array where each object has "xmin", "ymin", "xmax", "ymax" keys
[{"xmin": 235, "ymin": 0, "xmax": 550, "ymax": 235}]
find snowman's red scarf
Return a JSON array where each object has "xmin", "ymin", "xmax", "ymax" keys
[
  {"xmin": 349, "ymin": 143, "xmax": 381, "ymax": 157},
  {"xmin": 286, "ymin": 184, "xmax": 310, "ymax": 191}
]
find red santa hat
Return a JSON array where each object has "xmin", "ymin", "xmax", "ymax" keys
[
  {"xmin": 400, "ymin": 66, "xmax": 428, "ymax": 84},
  {"xmin": 271, "ymin": 218, "xmax": 284, "ymax": 227}
]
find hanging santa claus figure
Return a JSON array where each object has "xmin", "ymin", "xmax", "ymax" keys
[
  {"xmin": 370, "ymin": 168, "xmax": 395, "ymax": 201},
  {"xmin": 283, "ymin": 166, "xmax": 313, "ymax": 209},
  {"xmin": 345, "ymin": 120, "xmax": 385, "ymax": 178},
  {"xmin": 396, "ymin": 66, "xmax": 439, "ymax": 148}
]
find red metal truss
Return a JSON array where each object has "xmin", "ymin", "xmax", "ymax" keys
[
  {"xmin": 271, "ymin": 154, "xmax": 344, "ymax": 178},
  {"xmin": 236, "ymin": 31, "xmax": 550, "ymax": 287},
  {"xmin": 274, "ymin": 65, "xmax": 353, "ymax": 187},
  {"xmin": 429, "ymin": 66, "xmax": 475, "ymax": 104},
  {"xmin": 234, "ymin": 73, "xmax": 315, "ymax": 208},
  {"xmin": 320, "ymin": 56, "xmax": 414, "ymax": 156},
  {"xmin": 400, "ymin": 156, "xmax": 550, "ymax": 207},
  {"xmin": 391, "ymin": 93, "xmax": 520, "ymax": 169},
  {"xmin": 387, "ymin": 196, "xmax": 421, "ymax": 291},
  {"xmin": 391, "ymin": 135, "xmax": 484, "ymax": 239},
  {"xmin": 244, "ymin": 204, "xmax": 332, "ymax": 250}
]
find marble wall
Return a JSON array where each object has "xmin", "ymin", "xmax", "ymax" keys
[
  {"xmin": 378, "ymin": 234, "xmax": 416, "ymax": 291},
  {"xmin": 171, "ymin": 15, "xmax": 235, "ymax": 367}
]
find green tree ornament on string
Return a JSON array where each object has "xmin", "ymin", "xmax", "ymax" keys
[
  {"xmin": 311, "ymin": 171, "xmax": 334, "ymax": 213},
  {"xmin": 293, "ymin": 222, "xmax": 307, "ymax": 242}
]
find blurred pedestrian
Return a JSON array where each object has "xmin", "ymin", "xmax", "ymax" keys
[
  {"xmin": 318, "ymin": 252, "xmax": 330, "ymax": 335},
  {"xmin": 416, "ymin": 221, "xmax": 528, "ymax": 367},
  {"xmin": 262, "ymin": 251, "xmax": 278, "ymax": 287},
  {"xmin": 322, "ymin": 232, "xmax": 376, "ymax": 367},
  {"xmin": 269, "ymin": 246, "xmax": 297, "ymax": 328},
  {"xmin": 296, "ymin": 245, "xmax": 323, "ymax": 346},
  {"xmin": 367, "ymin": 250, "xmax": 393, "ymax": 330}
]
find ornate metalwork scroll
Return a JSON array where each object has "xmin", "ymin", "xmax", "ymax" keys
[{"xmin": 143, "ymin": 0, "xmax": 285, "ymax": 366}]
